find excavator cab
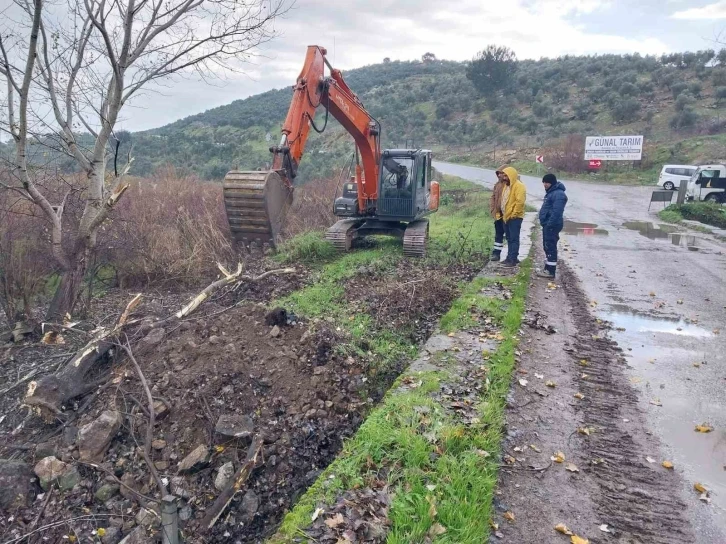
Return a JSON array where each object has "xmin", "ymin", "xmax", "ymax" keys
[{"xmin": 376, "ymin": 149, "xmax": 433, "ymax": 221}]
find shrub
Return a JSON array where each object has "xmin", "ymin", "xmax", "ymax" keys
[
  {"xmin": 611, "ymin": 97, "xmax": 641, "ymax": 122},
  {"xmin": 716, "ymin": 86, "xmax": 726, "ymax": 103},
  {"xmin": 675, "ymin": 92, "xmax": 696, "ymax": 112},
  {"xmin": 619, "ymin": 82, "xmax": 639, "ymax": 97},
  {"xmin": 713, "ymin": 68, "xmax": 726, "ymax": 86},
  {"xmin": 669, "ymin": 107, "xmax": 700, "ymax": 130},
  {"xmin": 573, "ymin": 98, "xmax": 593, "ymax": 120},
  {"xmin": 102, "ymin": 167, "xmax": 235, "ymax": 287},
  {"xmin": 688, "ymin": 82, "xmax": 702, "ymax": 98},
  {"xmin": 670, "ymin": 82, "xmax": 688, "ymax": 98}
]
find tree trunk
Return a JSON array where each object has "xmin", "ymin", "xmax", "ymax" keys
[{"xmin": 46, "ymin": 252, "xmax": 88, "ymax": 321}]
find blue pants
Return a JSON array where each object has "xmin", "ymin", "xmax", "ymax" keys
[
  {"xmin": 543, "ymin": 226, "xmax": 561, "ymax": 274},
  {"xmin": 504, "ymin": 218, "xmax": 523, "ymax": 263},
  {"xmin": 492, "ymin": 219, "xmax": 504, "ymax": 256}
]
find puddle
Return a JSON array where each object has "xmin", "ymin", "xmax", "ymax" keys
[
  {"xmin": 623, "ymin": 221, "xmax": 702, "ymax": 250},
  {"xmin": 603, "ymin": 309, "xmax": 713, "ymax": 338},
  {"xmin": 562, "ymin": 220, "xmax": 609, "ymax": 236}
]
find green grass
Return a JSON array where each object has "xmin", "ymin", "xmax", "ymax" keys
[
  {"xmin": 659, "ymin": 202, "xmax": 726, "ymax": 230},
  {"xmin": 270, "ymin": 257, "xmax": 531, "ymax": 544},
  {"xmin": 275, "ymin": 231, "xmax": 339, "ymax": 264}
]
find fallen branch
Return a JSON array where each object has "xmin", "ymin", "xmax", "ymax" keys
[
  {"xmin": 177, "ymin": 264, "xmax": 295, "ymax": 318},
  {"xmin": 0, "ymin": 369, "xmax": 38, "ymax": 395},
  {"xmin": 121, "ymin": 340, "xmax": 168, "ymax": 497},
  {"xmin": 201, "ymin": 435, "xmax": 263, "ymax": 532}
]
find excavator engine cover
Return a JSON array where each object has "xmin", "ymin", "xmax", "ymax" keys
[{"xmin": 223, "ymin": 170, "xmax": 293, "ymax": 248}]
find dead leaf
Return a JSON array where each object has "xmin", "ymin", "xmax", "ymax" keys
[
  {"xmin": 476, "ymin": 449, "xmax": 491, "ymax": 457},
  {"xmin": 41, "ymin": 331, "xmax": 66, "ymax": 345},
  {"xmin": 565, "ymin": 463, "xmax": 579, "ymax": 473},
  {"xmin": 574, "ymin": 392, "xmax": 585, "ymax": 400},
  {"xmin": 489, "ymin": 520, "xmax": 499, "ymax": 530},
  {"xmin": 96, "ymin": 528, "xmax": 106, "ymax": 537},
  {"xmin": 555, "ymin": 524, "xmax": 573, "ymax": 535},
  {"xmin": 576, "ymin": 427, "xmax": 591, "ymax": 436},
  {"xmin": 695, "ymin": 424, "xmax": 713, "ymax": 433},
  {"xmin": 535, "ymin": 373, "xmax": 544, "ymax": 379},
  {"xmin": 530, "ymin": 444, "xmax": 541, "ymax": 453},
  {"xmin": 428, "ymin": 523, "xmax": 447, "ymax": 536},
  {"xmin": 504, "ymin": 455, "xmax": 516, "ymax": 465},
  {"xmin": 503, "ymin": 511, "xmax": 515, "ymax": 522},
  {"xmin": 646, "ymin": 456, "xmax": 656, "ymax": 463},
  {"xmin": 551, "ymin": 451, "xmax": 565, "ymax": 463},
  {"xmin": 581, "ymin": 373, "xmax": 589, "ymax": 379},
  {"xmin": 677, "ymin": 299, "xmax": 684, "ymax": 304},
  {"xmin": 518, "ymin": 378, "xmax": 528, "ymax": 387},
  {"xmin": 693, "ymin": 362, "xmax": 701, "ymax": 368},
  {"xmin": 545, "ymin": 380, "xmax": 556, "ymax": 388},
  {"xmin": 694, "ymin": 482, "xmax": 707, "ymax": 494},
  {"xmin": 579, "ymin": 359, "xmax": 588, "ymax": 366},
  {"xmin": 325, "ymin": 513, "xmax": 345, "ymax": 529},
  {"xmin": 649, "ymin": 291, "xmax": 656, "ymax": 297},
  {"xmin": 571, "ymin": 536, "xmax": 589, "ymax": 544},
  {"xmin": 599, "ymin": 524, "xmax": 610, "ymax": 533},
  {"xmin": 662, "ymin": 460, "xmax": 674, "ymax": 469},
  {"xmin": 311, "ymin": 507, "xmax": 324, "ymax": 521},
  {"xmin": 427, "ymin": 495, "xmax": 437, "ymax": 518},
  {"xmin": 447, "ymin": 332, "xmax": 455, "ymax": 337},
  {"xmin": 650, "ymin": 399, "xmax": 662, "ymax": 407}
]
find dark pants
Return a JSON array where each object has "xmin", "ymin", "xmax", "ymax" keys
[
  {"xmin": 492, "ymin": 219, "xmax": 504, "ymax": 257},
  {"xmin": 543, "ymin": 226, "xmax": 561, "ymax": 274},
  {"xmin": 504, "ymin": 218, "xmax": 523, "ymax": 263}
]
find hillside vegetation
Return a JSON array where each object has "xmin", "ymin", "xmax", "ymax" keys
[{"xmin": 11, "ymin": 49, "xmax": 726, "ymax": 182}]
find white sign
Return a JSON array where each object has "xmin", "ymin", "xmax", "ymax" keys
[
  {"xmin": 584, "ymin": 135, "xmax": 643, "ymax": 161},
  {"xmin": 535, "ymin": 155, "xmax": 544, "ymax": 164}
]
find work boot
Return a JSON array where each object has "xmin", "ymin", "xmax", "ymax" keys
[
  {"xmin": 500, "ymin": 259, "xmax": 518, "ymax": 268},
  {"xmin": 536, "ymin": 269, "xmax": 555, "ymax": 279},
  {"xmin": 490, "ymin": 250, "xmax": 501, "ymax": 262}
]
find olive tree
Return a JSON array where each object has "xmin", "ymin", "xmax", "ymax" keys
[{"xmin": 0, "ymin": 0, "xmax": 287, "ymax": 319}]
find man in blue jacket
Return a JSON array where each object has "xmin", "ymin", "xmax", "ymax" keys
[{"xmin": 537, "ymin": 173, "xmax": 568, "ymax": 279}]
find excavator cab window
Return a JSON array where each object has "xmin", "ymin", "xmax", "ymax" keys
[{"xmin": 382, "ymin": 156, "xmax": 414, "ymax": 198}]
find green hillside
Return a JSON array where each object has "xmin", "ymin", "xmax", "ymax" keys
[{"xmin": 125, "ymin": 49, "xmax": 726, "ymax": 182}]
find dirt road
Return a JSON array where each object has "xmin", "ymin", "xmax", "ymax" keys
[{"xmin": 434, "ymin": 161, "xmax": 726, "ymax": 541}]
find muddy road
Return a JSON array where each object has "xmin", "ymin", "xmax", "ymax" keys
[{"xmin": 434, "ymin": 161, "xmax": 726, "ymax": 540}]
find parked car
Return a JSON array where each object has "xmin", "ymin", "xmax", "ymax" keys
[
  {"xmin": 686, "ymin": 164, "xmax": 726, "ymax": 203},
  {"xmin": 657, "ymin": 165, "xmax": 697, "ymax": 190}
]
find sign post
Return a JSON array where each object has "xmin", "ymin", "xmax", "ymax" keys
[
  {"xmin": 584, "ymin": 136, "xmax": 643, "ymax": 161},
  {"xmin": 535, "ymin": 154, "xmax": 544, "ymax": 177},
  {"xmin": 588, "ymin": 159, "xmax": 602, "ymax": 170}
]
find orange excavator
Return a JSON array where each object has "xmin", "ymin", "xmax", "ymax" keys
[{"xmin": 222, "ymin": 45, "xmax": 440, "ymax": 256}]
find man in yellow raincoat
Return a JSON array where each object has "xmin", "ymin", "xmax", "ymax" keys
[{"xmin": 499, "ymin": 166, "xmax": 527, "ymax": 267}]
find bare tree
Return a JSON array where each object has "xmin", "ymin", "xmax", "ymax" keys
[{"xmin": 0, "ymin": 0, "xmax": 288, "ymax": 319}]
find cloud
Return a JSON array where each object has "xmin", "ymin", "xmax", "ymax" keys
[{"xmin": 672, "ymin": 1, "xmax": 726, "ymax": 19}]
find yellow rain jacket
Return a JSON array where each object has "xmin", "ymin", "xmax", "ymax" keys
[{"xmin": 501, "ymin": 166, "xmax": 526, "ymax": 221}]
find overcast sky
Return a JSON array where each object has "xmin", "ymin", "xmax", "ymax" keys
[{"xmin": 119, "ymin": 0, "xmax": 726, "ymax": 132}]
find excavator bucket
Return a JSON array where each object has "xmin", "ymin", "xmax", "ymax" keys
[{"xmin": 222, "ymin": 170, "xmax": 293, "ymax": 248}]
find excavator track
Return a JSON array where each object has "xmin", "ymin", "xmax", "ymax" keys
[
  {"xmin": 325, "ymin": 219, "xmax": 365, "ymax": 252},
  {"xmin": 223, "ymin": 170, "xmax": 293, "ymax": 249},
  {"xmin": 403, "ymin": 219, "xmax": 429, "ymax": 258}
]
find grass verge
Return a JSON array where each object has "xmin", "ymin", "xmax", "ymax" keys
[
  {"xmin": 658, "ymin": 202, "xmax": 726, "ymax": 230},
  {"xmin": 270, "ymin": 254, "xmax": 531, "ymax": 543}
]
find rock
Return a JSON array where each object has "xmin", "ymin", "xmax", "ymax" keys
[
  {"xmin": 179, "ymin": 503, "xmax": 193, "ymax": 521},
  {"xmin": 170, "ymin": 476, "xmax": 190, "ymax": 498},
  {"xmin": 154, "ymin": 460, "xmax": 169, "ymax": 471},
  {"xmin": 140, "ymin": 327, "xmax": 166, "ymax": 349},
  {"xmin": 135, "ymin": 506, "xmax": 159, "ymax": 528},
  {"xmin": 35, "ymin": 439, "xmax": 60, "ymax": 459},
  {"xmin": 62, "ymin": 426, "xmax": 78, "ymax": 447},
  {"xmin": 0, "ymin": 460, "xmax": 35, "ymax": 509},
  {"xmin": 214, "ymin": 461, "xmax": 235, "ymax": 491},
  {"xmin": 119, "ymin": 473, "xmax": 138, "ymax": 500},
  {"xmin": 208, "ymin": 335, "xmax": 222, "ymax": 345},
  {"xmin": 153, "ymin": 399, "xmax": 170, "ymax": 420},
  {"xmin": 304, "ymin": 408, "xmax": 317, "ymax": 419},
  {"xmin": 151, "ymin": 439, "xmax": 166, "ymax": 450},
  {"xmin": 177, "ymin": 444, "xmax": 209, "ymax": 474},
  {"xmin": 118, "ymin": 527, "xmax": 153, "ymax": 544},
  {"xmin": 313, "ymin": 367, "xmax": 326, "ymax": 375},
  {"xmin": 94, "ymin": 483, "xmax": 120, "ymax": 503},
  {"xmin": 100, "ymin": 526, "xmax": 121, "ymax": 544},
  {"xmin": 270, "ymin": 325, "xmax": 281, "ymax": 338},
  {"xmin": 240, "ymin": 490, "xmax": 259, "ymax": 521},
  {"xmin": 34, "ymin": 456, "xmax": 80, "ymax": 491},
  {"xmin": 215, "ymin": 413, "xmax": 254, "ymax": 439},
  {"xmin": 78, "ymin": 410, "xmax": 122, "ymax": 462}
]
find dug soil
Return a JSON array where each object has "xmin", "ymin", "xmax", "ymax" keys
[
  {"xmin": 494, "ymin": 246, "xmax": 694, "ymax": 543},
  {"xmin": 0, "ymin": 251, "xmax": 480, "ymax": 543}
]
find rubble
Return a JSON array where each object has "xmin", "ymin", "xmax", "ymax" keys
[
  {"xmin": 177, "ymin": 444, "xmax": 210, "ymax": 473},
  {"xmin": 34, "ymin": 456, "xmax": 80, "ymax": 491},
  {"xmin": 0, "ymin": 459, "xmax": 35, "ymax": 509},
  {"xmin": 215, "ymin": 413, "xmax": 254, "ymax": 439},
  {"xmin": 78, "ymin": 410, "xmax": 123, "ymax": 462},
  {"xmin": 214, "ymin": 461, "xmax": 235, "ymax": 491}
]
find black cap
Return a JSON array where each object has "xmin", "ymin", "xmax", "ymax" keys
[{"xmin": 542, "ymin": 173, "xmax": 557, "ymax": 184}]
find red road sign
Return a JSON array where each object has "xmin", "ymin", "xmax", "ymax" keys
[
  {"xmin": 589, "ymin": 159, "xmax": 602, "ymax": 169},
  {"xmin": 535, "ymin": 155, "xmax": 544, "ymax": 164}
]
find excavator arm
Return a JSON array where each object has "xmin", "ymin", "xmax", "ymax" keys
[
  {"xmin": 222, "ymin": 45, "xmax": 381, "ymax": 248},
  {"xmin": 271, "ymin": 45, "xmax": 381, "ymax": 213}
]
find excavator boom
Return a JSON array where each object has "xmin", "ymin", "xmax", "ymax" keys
[{"xmin": 223, "ymin": 45, "xmax": 381, "ymax": 248}]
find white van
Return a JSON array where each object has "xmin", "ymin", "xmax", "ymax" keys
[
  {"xmin": 657, "ymin": 164, "xmax": 697, "ymax": 190},
  {"xmin": 686, "ymin": 164, "xmax": 726, "ymax": 203}
]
